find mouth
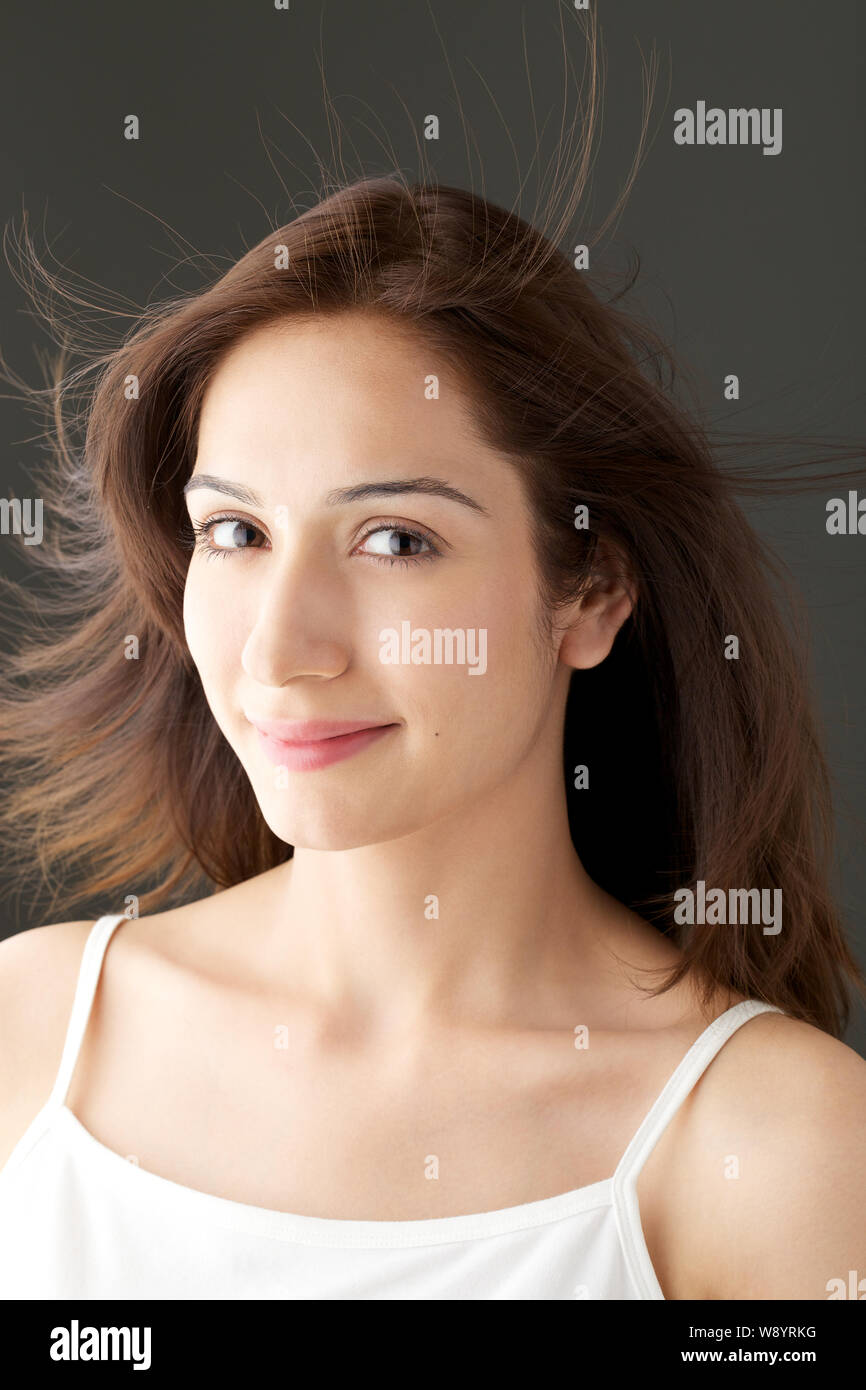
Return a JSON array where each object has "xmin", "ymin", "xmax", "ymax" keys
[{"xmin": 245, "ymin": 716, "xmax": 400, "ymax": 771}]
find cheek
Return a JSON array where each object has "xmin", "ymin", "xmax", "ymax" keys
[
  {"xmin": 182, "ymin": 568, "xmax": 245, "ymax": 691},
  {"xmin": 182, "ymin": 572, "xmax": 213, "ymax": 673},
  {"xmin": 389, "ymin": 573, "xmax": 554, "ymax": 738}
]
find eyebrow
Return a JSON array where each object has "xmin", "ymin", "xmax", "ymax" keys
[{"xmin": 182, "ymin": 473, "xmax": 490, "ymax": 516}]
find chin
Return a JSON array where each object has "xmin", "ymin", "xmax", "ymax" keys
[{"xmin": 256, "ymin": 798, "xmax": 435, "ymax": 853}]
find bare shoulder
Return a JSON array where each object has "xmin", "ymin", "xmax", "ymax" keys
[
  {"xmin": 0, "ymin": 919, "xmax": 98, "ymax": 1053},
  {"xmin": 0, "ymin": 886, "xmax": 259, "ymax": 1175},
  {"xmin": 109, "ymin": 871, "xmax": 291, "ymax": 986},
  {"xmin": 644, "ymin": 1009, "xmax": 866, "ymax": 1300},
  {"xmin": 0, "ymin": 919, "xmax": 98, "ymax": 1168}
]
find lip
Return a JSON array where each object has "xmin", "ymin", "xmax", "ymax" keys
[{"xmin": 246, "ymin": 715, "xmax": 399, "ymax": 771}]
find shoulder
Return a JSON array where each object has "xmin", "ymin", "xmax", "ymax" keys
[
  {"xmin": 0, "ymin": 919, "xmax": 98, "ymax": 1040},
  {"xmin": 646, "ymin": 1008, "xmax": 866, "ymax": 1300},
  {"xmin": 0, "ymin": 920, "xmax": 98, "ymax": 1168},
  {"xmin": 0, "ymin": 895, "xmax": 241, "ymax": 1173}
]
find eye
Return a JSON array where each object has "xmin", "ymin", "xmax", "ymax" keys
[
  {"xmin": 189, "ymin": 513, "xmax": 267, "ymax": 560},
  {"xmin": 354, "ymin": 522, "xmax": 441, "ymax": 567},
  {"xmin": 184, "ymin": 514, "xmax": 443, "ymax": 567}
]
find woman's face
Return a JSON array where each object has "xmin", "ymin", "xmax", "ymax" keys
[{"xmin": 182, "ymin": 311, "xmax": 567, "ymax": 850}]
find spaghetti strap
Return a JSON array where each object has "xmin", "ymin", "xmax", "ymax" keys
[
  {"xmin": 46, "ymin": 914, "xmax": 128, "ymax": 1110},
  {"xmin": 614, "ymin": 999, "xmax": 785, "ymax": 1189},
  {"xmin": 611, "ymin": 998, "xmax": 786, "ymax": 1298}
]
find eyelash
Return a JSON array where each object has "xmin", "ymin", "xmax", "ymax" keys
[{"xmin": 187, "ymin": 513, "xmax": 442, "ymax": 568}]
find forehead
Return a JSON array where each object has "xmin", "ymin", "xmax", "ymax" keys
[
  {"xmin": 194, "ymin": 312, "xmax": 494, "ymax": 483},
  {"xmin": 199, "ymin": 312, "xmax": 466, "ymax": 419}
]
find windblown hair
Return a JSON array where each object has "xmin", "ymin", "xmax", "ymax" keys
[{"xmin": 0, "ymin": 12, "xmax": 862, "ymax": 1037}]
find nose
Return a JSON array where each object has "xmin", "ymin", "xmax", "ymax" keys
[{"xmin": 240, "ymin": 545, "xmax": 351, "ymax": 687}]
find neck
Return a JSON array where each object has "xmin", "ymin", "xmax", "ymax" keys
[{"xmin": 258, "ymin": 724, "xmax": 643, "ymax": 1037}]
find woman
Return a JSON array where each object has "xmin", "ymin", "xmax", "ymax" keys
[{"xmin": 0, "ymin": 169, "xmax": 864, "ymax": 1300}]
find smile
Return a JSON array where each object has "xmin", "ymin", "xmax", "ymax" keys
[{"xmin": 247, "ymin": 717, "xmax": 399, "ymax": 771}]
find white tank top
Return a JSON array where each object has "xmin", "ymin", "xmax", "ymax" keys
[{"xmin": 0, "ymin": 913, "xmax": 784, "ymax": 1300}]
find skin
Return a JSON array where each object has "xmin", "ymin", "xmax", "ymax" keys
[
  {"xmin": 1, "ymin": 310, "xmax": 865, "ymax": 1299},
  {"xmin": 180, "ymin": 310, "xmax": 649, "ymax": 1035}
]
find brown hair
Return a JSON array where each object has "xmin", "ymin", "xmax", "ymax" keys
[{"xmin": 0, "ymin": 10, "xmax": 863, "ymax": 1037}]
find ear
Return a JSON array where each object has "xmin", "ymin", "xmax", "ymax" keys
[{"xmin": 557, "ymin": 540, "xmax": 637, "ymax": 671}]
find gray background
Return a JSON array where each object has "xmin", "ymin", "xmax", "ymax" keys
[{"xmin": 0, "ymin": 0, "xmax": 863, "ymax": 1051}]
